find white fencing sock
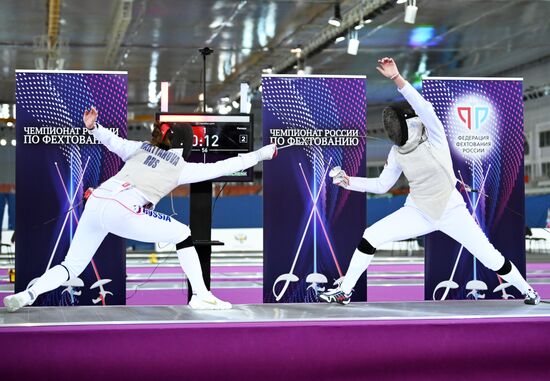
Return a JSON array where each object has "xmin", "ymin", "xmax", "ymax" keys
[
  {"xmin": 177, "ymin": 247, "xmax": 209, "ymax": 297},
  {"xmin": 498, "ymin": 260, "xmax": 531, "ymax": 294},
  {"xmin": 341, "ymin": 250, "xmax": 374, "ymax": 294},
  {"xmin": 27, "ymin": 265, "xmax": 71, "ymax": 301}
]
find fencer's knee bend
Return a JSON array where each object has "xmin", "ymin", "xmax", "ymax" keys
[
  {"xmin": 496, "ymin": 258, "xmax": 512, "ymax": 275},
  {"xmin": 358, "ymin": 238, "xmax": 376, "ymax": 255},
  {"xmin": 180, "ymin": 224, "xmax": 191, "ymax": 238},
  {"xmin": 60, "ymin": 262, "xmax": 79, "ymax": 280},
  {"xmin": 60, "ymin": 264, "xmax": 71, "ymax": 281},
  {"xmin": 176, "ymin": 235, "xmax": 194, "ymax": 250}
]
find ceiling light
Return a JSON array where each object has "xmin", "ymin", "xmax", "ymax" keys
[
  {"xmin": 396, "ymin": 0, "xmax": 407, "ymax": 4},
  {"xmin": 11, "ymin": 139, "xmax": 16, "ymax": 146},
  {"xmin": 355, "ymin": 16, "xmax": 372, "ymax": 31},
  {"xmin": 221, "ymin": 95, "xmax": 230, "ymax": 102},
  {"xmin": 232, "ymin": 100, "xmax": 240, "ymax": 109},
  {"xmin": 328, "ymin": 3, "xmax": 342, "ymax": 27},
  {"xmin": 404, "ymin": 0, "xmax": 418, "ymax": 24},
  {"xmin": 0, "ymin": 139, "xmax": 6, "ymax": 146},
  {"xmin": 219, "ymin": 105, "xmax": 232, "ymax": 115},
  {"xmin": 335, "ymin": 36, "xmax": 346, "ymax": 44},
  {"xmin": 262, "ymin": 66, "xmax": 273, "ymax": 74},
  {"xmin": 290, "ymin": 46, "xmax": 302, "ymax": 54},
  {"xmin": 347, "ymin": 35, "xmax": 360, "ymax": 55},
  {"xmin": 328, "ymin": 18, "xmax": 341, "ymax": 27}
]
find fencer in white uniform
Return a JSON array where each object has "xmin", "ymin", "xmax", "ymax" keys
[
  {"xmin": 319, "ymin": 57, "xmax": 540, "ymax": 305},
  {"xmin": 4, "ymin": 107, "xmax": 277, "ymax": 312}
]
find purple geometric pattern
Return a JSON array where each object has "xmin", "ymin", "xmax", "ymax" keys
[
  {"xmin": 262, "ymin": 76, "xmax": 367, "ymax": 303},
  {"xmin": 423, "ymin": 79, "xmax": 523, "ymax": 229},
  {"xmin": 262, "ymin": 76, "xmax": 366, "ymax": 218},
  {"xmin": 16, "ymin": 73, "xmax": 127, "ymax": 189},
  {"xmin": 15, "ymin": 71, "xmax": 128, "ymax": 306},
  {"xmin": 423, "ymin": 78, "xmax": 524, "ymax": 300}
]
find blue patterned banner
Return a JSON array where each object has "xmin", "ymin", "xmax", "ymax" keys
[
  {"xmin": 423, "ymin": 78, "xmax": 525, "ymax": 300},
  {"xmin": 15, "ymin": 70, "xmax": 127, "ymax": 306},
  {"xmin": 262, "ymin": 75, "xmax": 367, "ymax": 303}
]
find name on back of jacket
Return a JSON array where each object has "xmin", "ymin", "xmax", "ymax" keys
[{"xmin": 140, "ymin": 143, "xmax": 180, "ymax": 166}]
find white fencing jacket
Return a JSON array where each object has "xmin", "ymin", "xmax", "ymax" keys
[
  {"xmin": 90, "ymin": 125, "xmax": 259, "ymax": 206},
  {"xmin": 346, "ymin": 82, "xmax": 459, "ymax": 220}
]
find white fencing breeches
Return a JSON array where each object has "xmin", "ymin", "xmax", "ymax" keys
[
  {"xmin": 364, "ymin": 190, "xmax": 505, "ymax": 271},
  {"xmin": 61, "ymin": 188, "xmax": 190, "ymax": 279}
]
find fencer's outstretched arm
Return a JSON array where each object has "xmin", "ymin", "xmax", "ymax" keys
[
  {"xmin": 376, "ymin": 57, "xmax": 448, "ymax": 150},
  {"xmin": 336, "ymin": 148, "xmax": 403, "ymax": 194},
  {"xmin": 83, "ymin": 106, "xmax": 141, "ymax": 161},
  {"xmin": 178, "ymin": 144, "xmax": 277, "ymax": 184}
]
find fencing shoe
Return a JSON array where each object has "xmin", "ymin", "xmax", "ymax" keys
[
  {"xmin": 524, "ymin": 289, "xmax": 540, "ymax": 305},
  {"xmin": 3, "ymin": 291, "xmax": 35, "ymax": 312},
  {"xmin": 319, "ymin": 286, "xmax": 352, "ymax": 305},
  {"xmin": 189, "ymin": 291, "xmax": 232, "ymax": 310}
]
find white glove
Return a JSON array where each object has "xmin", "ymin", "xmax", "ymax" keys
[
  {"xmin": 329, "ymin": 166, "xmax": 350, "ymax": 188},
  {"xmin": 255, "ymin": 144, "xmax": 278, "ymax": 161}
]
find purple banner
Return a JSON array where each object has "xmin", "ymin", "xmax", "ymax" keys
[
  {"xmin": 262, "ymin": 75, "xmax": 367, "ymax": 303},
  {"xmin": 423, "ymin": 78, "xmax": 524, "ymax": 300},
  {"xmin": 15, "ymin": 71, "xmax": 127, "ymax": 306}
]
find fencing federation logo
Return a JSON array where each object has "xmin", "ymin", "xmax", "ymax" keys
[
  {"xmin": 457, "ymin": 106, "xmax": 490, "ymax": 130},
  {"xmin": 451, "ymin": 99, "xmax": 494, "ymax": 158}
]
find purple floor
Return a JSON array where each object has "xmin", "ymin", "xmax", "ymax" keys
[
  {"xmin": 2, "ymin": 317, "xmax": 550, "ymax": 381},
  {"xmin": 3, "ymin": 261, "xmax": 550, "ymax": 381},
  {"xmin": 122, "ymin": 284, "xmax": 550, "ymax": 306},
  {"xmin": 125, "ymin": 265, "xmax": 264, "ymax": 274},
  {"xmin": 3, "ymin": 284, "xmax": 549, "ymax": 307},
  {"xmin": 2, "ymin": 261, "xmax": 550, "ymax": 305}
]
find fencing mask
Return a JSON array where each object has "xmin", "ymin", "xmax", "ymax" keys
[
  {"xmin": 169, "ymin": 123, "xmax": 194, "ymax": 160},
  {"xmin": 153, "ymin": 122, "xmax": 194, "ymax": 159},
  {"xmin": 382, "ymin": 103, "xmax": 417, "ymax": 146}
]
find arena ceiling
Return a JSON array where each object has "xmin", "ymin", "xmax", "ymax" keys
[{"xmin": 0, "ymin": 0, "xmax": 549, "ymax": 127}]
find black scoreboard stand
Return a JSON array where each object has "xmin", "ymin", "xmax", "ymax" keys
[
  {"xmin": 187, "ymin": 181, "xmax": 224, "ymax": 300},
  {"xmin": 187, "ymin": 46, "xmax": 224, "ymax": 299}
]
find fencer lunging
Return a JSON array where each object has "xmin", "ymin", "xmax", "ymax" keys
[
  {"xmin": 319, "ymin": 57, "xmax": 540, "ymax": 306},
  {"xmin": 4, "ymin": 107, "xmax": 277, "ymax": 312}
]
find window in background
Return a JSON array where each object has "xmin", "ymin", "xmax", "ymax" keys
[{"xmin": 539, "ymin": 130, "xmax": 550, "ymax": 147}]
